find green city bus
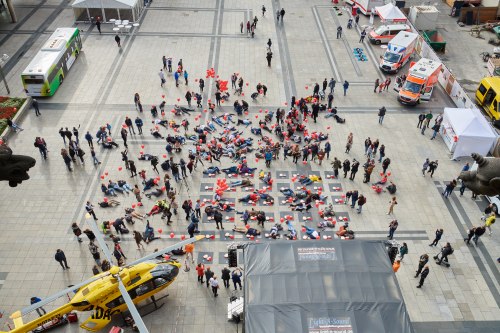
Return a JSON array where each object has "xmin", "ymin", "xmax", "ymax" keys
[{"xmin": 21, "ymin": 27, "xmax": 82, "ymax": 96}]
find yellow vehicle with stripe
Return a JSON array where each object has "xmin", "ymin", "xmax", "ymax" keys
[{"xmin": 476, "ymin": 77, "xmax": 500, "ymax": 120}]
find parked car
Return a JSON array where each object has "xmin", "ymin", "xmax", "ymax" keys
[{"xmin": 486, "ymin": 195, "xmax": 500, "ymax": 215}]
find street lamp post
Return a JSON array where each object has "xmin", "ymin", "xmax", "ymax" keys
[{"xmin": 0, "ymin": 54, "xmax": 10, "ymax": 95}]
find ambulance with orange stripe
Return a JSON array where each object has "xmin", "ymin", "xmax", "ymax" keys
[{"xmin": 398, "ymin": 58, "xmax": 442, "ymax": 105}]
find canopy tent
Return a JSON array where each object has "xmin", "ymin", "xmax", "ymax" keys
[
  {"xmin": 441, "ymin": 108, "xmax": 497, "ymax": 159},
  {"xmin": 375, "ymin": 3, "xmax": 407, "ymax": 23},
  {"xmin": 71, "ymin": 0, "xmax": 144, "ymax": 23},
  {"xmin": 244, "ymin": 241, "xmax": 414, "ymax": 333}
]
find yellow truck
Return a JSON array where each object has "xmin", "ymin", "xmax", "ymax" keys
[{"xmin": 476, "ymin": 77, "xmax": 500, "ymax": 120}]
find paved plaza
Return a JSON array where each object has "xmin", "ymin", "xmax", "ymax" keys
[{"xmin": 0, "ymin": 0, "xmax": 499, "ymax": 332}]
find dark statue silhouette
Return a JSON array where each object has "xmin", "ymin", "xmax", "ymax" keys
[
  {"xmin": 458, "ymin": 153, "xmax": 500, "ymax": 196},
  {"xmin": 0, "ymin": 142, "xmax": 36, "ymax": 187}
]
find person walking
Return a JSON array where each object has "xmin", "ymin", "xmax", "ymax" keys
[
  {"xmin": 266, "ymin": 51, "xmax": 273, "ymax": 67},
  {"xmin": 232, "ymin": 269, "xmax": 243, "ymax": 290},
  {"xmin": 135, "ymin": 117, "xmax": 143, "ymax": 134},
  {"xmin": 430, "ymin": 123, "xmax": 440, "ymax": 140},
  {"xmin": 209, "ymin": 275, "xmax": 219, "ymax": 297},
  {"xmin": 84, "ymin": 131, "xmax": 94, "ymax": 148},
  {"xmin": 133, "ymin": 230, "xmax": 145, "ymax": 250},
  {"xmin": 393, "ymin": 260, "xmax": 401, "ymax": 272},
  {"xmin": 373, "ymin": 79, "xmax": 379, "ymax": 93},
  {"xmin": 121, "ymin": 127, "xmax": 128, "ymax": 148},
  {"xmin": 125, "ymin": 117, "xmax": 135, "ymax": 135},
  {"xmin": 422, "ymin": 158, "xmax": 430, "ymax": 176},
  {"xmin": 162, "ymin": 55, "xmax": 167, "ymax": 70},
  {"xmin": 416, "ymin": 266, "xmax": 429, "ymax": 288},
  {"xmin": 399, "ymin": 242, "xmax": 408, "ymax": 260},
  {"xmin": 184, "ymin": 70, "xmax": 189, "ymax": 85},
  {"xmin": 115, "ymin": 34, "xmax": 121, "ymax": 47},
  {"xmin": 185, "ymin": 242, "xmax": 195, "ymax": 263},
  {"xmin": 267, "ymin": 38, "xmax": 272, "ymax": 50},
  {"xmin": 214, "ymin": 210, "xmax": 224, "ymax": 229},
  {"xmin": 387, "ymin": 219, "xmax": 398, "ymax": 240},
  {"xmin": 129, "ymin": 160, "xmax": 137, "ymax": 177},
  {"xmin": 378, "ymin": 106, "xmax": 386, "ymax": 125},
  {"xmin": 89, "ymin": 241, "xmax": 101, "ymax": 265},
  {"xmin": 265, "ymin": 149, "xmax": 273, "ymax": 167},
  {"xmin": 387, "ymin": 196, "xmax": 397, "ymax": 215},
  {"xmin": 337, "ymin": 26, "xmax": 342, "ymax": 38},
  {"xmin": 328, "ymin": 78, "xmax": 336, "ymax": 94},
  {"xmin": 32, "ymin": 98, "xmax": 41, "ymax": 116},
  {"xmin": 349, "ymin": 159, "xmax": 359, "ymax": 180},
  {"xmin": 442, "ymin": 180, "xmax": 457, "ymax": 198},
  {"xmin": 359, "ymin": 29, "xmax": 367, "ymax": 42},
  {"xmin": 485, "ymin": 213, "xmax": 495, "ymax": 235},
  {"xmin": 424, "ymin": 110, "xmax": 433, "ymax": 128},
  {"xmin": 55, "ymin": 249, "xmax": 69, "ymax": 270},
  {"xmin": 280, "ymin": 8, "xmax": 285, "ymax": 21},
  {"xmin": 429, "ymin": 228, "xmax": 443, "ymax": 246},
  {"xmin": 262, "ymin": 5, "xmax": 266, "ymax": 16},
  {"xmin": 196, "ymin": 263, "xmax": 205, "ymax": 284},
  {"xmin": 415, "ymin": 254, "xmax": 429, "ymax": 277},
  {"xmin": 85, "ymin": 201, "xmax": 98, "ymax": 220},
  {"xmin": 356, "ymin": 194, "xmax": 366, "ymax": 213},
  {"xmin": 240, "ymin": 21, "xmax": 244, "ymax": 33},
  {"xmin": 71, "ymin": 222, "xmax": 82, "ymax": 242},
  {"xmin": 345, "ymin": 133, "xmax": 353, "ymax": 153},
  {"xmin": 417, "ymin": 112, "xmax": 425, "ymax": 128},
  {"xmin": 61, "ymin": 148, "xmax": 72, "ymax": 171},
  {"xmin": 343, "ymin": 80, "xmax": 349, "ymax": 96},
  {"xmin": 96, "ymin": 19, "xmax": 101, "ymax": 34},
  {"xmin": 473, "ymin": 226, "xmax": 486, "ymax": 245},
  {"xmin": 221, "ymin": 267, "xmax": 231, "ymax": 288},
  {"xmin": 428, "ymin": 160, "xmax": 438, "ymax": 177},
  {"xmin": 185, "ymin": 91, "xmax": 192, "ymax": 107},
  {"xmin": 159, "ymin": 69, "xmax": 166, "ymax": 87},
  {"xmin": 30, "ymin": 297, "xmax": 47, "ymax": 317},
  {"xmin": 205, "ymin": 267, "xmax": 214, "ymax": 288},
  {"xmin": 464, "ymin": 226, "xmax": 475, "ymax": 245}
]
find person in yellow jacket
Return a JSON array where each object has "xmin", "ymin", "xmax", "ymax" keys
[{"xmin": 484, "ymin": 213, "xmax": 496, "ymax": 235}]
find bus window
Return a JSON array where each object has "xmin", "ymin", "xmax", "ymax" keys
[
  {"xmin": 484, "ymin": 89, "xmax": 496, "ymax": 104},
  {"xmin": 478, "ymin": 83, "xmax": 487, "ymax": 95}
]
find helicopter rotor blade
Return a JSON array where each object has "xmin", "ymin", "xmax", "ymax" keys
[
  {"xmin": 117, "ymin": 277, "xmax": 149, "ymax": 333},
  {"xmin": 86, "ymin": 218, "xmax": 115, "ymax": 264},
  {"xmin": 127, "ymin": 234, "xmax": 205, "ymax": 267},
  {"xmin": 19, "ymin": 275, "xmax": 104, "ymax": 317}
]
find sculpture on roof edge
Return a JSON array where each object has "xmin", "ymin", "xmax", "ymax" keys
[
  {"xmin": 458, "ymin": 153, "xmax": 500, "ymax": 196},
  {"xmin": 0, "ymin": 141, "xmax": 36, "ymax": 187}
]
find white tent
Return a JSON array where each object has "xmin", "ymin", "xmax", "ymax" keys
[
  {"xmin": 72, "ymin": 0, "xmax": 144, "ymax": 23},
  {"xmin": 375, "ymin": 3, "xmax": 407, "ymax": 23},
  {"xmin": 441, "ymin": 108, "xmax": 498, "ymax": 159}
]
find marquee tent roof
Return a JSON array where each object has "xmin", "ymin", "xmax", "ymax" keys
[
  {"xmin": 72, "ymin": 0, "xmax": 137, "ymax": 9},
  {"xmin": 443, "ymin": 108, "xmax": 497, "ymax": 158},
  {"xmin": 375, "ymin": 3, "xmax": 407, "ymax": 22},
  {"xmin": 244, "ymin": 240, "xmax": 413, "ymax": 333}
]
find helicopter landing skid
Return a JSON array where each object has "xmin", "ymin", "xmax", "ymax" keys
[
  {"xmin": 139, "ymin": 295, "xmax": 167, "ymax": 316},
  {"xmin": 122, "ymin": 294, "xmax": 168, "ymax": 324}
]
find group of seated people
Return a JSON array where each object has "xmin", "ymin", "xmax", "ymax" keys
[
  {"xmin": 238, "ymin": 191, "xmax": 274, "ymax": 205},
  {"xmin": 101, "ymin": 180, "xmax": 132, "ymax": 196},
  {"xmin": 335, "ymin": 223, "xmax": 354, "ymax": 239}
]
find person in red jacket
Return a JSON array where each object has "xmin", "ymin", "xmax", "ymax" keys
[{"xmin": 196, "ymin": 263, "xmax": 205, "ymax": 284}]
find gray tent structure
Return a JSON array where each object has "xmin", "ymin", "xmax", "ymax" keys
[
  {"xmin": 72, "ymin": 0, "xmax": 144, "ymax": 23},
  {"xmin": 243, "ymin": 240, "xmax": 413, "ymax": 333}
]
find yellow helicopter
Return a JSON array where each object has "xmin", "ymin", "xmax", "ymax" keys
[{"xmin": 3, "ymin": 220, "xmax": 204, "ymax": 333}]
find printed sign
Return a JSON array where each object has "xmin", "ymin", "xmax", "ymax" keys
[
  {"xmin": 297, "ymin": 247, "xmax": 337, "ymax": 261},
  {"xmin": 308, "ymin": 317, "xmax": 354, "ymax": 333}
]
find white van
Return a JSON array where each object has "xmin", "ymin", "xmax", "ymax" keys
[{"xmin": 368, "ymin": 24, "xmax": 412, "ymax": 45}]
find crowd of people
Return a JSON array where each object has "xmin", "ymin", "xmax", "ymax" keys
[{"xmin": 8, "ymin": 10, "xmax": 492, "ymax": 304}]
